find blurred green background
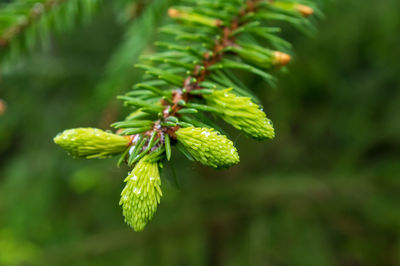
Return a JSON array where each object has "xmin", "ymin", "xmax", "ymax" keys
[{"xmin": 0, "ymin": 0, "xmax": 399, "ymax": 265}]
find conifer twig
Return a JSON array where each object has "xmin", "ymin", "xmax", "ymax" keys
[
  {"xmin": 0, "ymin": 0, "xmax": 102, "ymax": 65},
  {"xmin": 54, "ymin": 0, "xmax": 323, "ymax": 231},
  {"xmin": 0, "ymin": 0, "xmax": 67, "ymax": 48}
]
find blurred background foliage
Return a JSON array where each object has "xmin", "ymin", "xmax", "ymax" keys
[{"xmin": 0, "ymin": 0, "xmax": 399, "ymax": 265}]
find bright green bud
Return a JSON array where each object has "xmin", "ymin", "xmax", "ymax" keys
[
  {"xmin": 54, "ymin": 128, "xmax": 129, "ymax": 159},
  {"xmin": 204, "ymin": 89, "xmax": 275, "ymax": 140},
  {"xmin": 271, "ymin": 2, "xmax": 314, "ymax": 17},
  {"xmin": 176, "ymin": 127, "xmax": 239, "ymax": 169},
  {"xmin": 119, "ymin": 155, "xmax": 162, "ymax": 231},
  {"xmin": 168, "ymin": 8, "xmax": 222, "ymax": 27}
]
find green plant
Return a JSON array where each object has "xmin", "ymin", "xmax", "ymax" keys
[
  {"xmin": 51, "ymin": 0, "xmax": 323, "ymax": 231},
  {"xmin": 0, "ymin": 0, "xmax": 102, "ymax": 64}
]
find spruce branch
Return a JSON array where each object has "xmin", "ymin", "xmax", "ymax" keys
[
  {"xmin": 0, "ymin": 0, "xmax": 102, "ymax": 65},
  {"xmin": 54, "ymin": 0, "xmax": 323, "ymax": 231},
  {"xmin": 0, "ymin": 0, "xmax": 66, "ymax": 49}
]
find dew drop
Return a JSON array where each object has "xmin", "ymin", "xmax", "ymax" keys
[
  {"xmin": 201, "ymin": 131, "xmax": 211, "ymax": 137},
  {"xmin": 129, "ymin": 146, "xmax": 136, "ymax": 155}
]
